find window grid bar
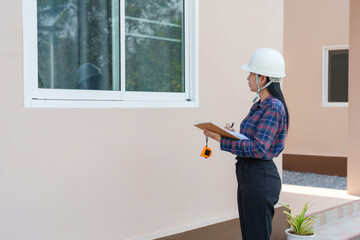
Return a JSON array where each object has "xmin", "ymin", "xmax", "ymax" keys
[
  {"xmin": 120, "ymin": 0, "xmax": 126, "ymax": 94},
  {"xmin": 184, "ymin": 0, "xmax": 190, "ymax": 99},
  {"xmin": 125, "ymin": 16, "xmax": 181, "ymax": 28},
  {"xmin": 112, "ymin": 0, "xmax": 120, "ymax": 91},
  {"xmin": 181, "ymin": 0, "xmax": 185, "ymax": 96},
  {"xmin": 126, "ymin": 33, "xmax": 181, "ymax": 42}
]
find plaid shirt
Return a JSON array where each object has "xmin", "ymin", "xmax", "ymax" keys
[{"xmin": 220, "ymin": 95, "xmax": 287, "ymax": 160}]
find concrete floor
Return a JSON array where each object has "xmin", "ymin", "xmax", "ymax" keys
[{"xmin": 280, "ymin": 184, "xmax": 360, "ymax": 216}]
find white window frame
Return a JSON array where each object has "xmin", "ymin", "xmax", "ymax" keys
[
  {"xmin": 322, "ymin": 45, "xmax": 349, "ymax": 107},
  {"xmin": 23, "ymin": 0, "xmax": 199, "ymax": 108}
]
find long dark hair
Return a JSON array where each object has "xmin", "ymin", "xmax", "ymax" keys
[{"xmin": 266, "ymin": 77, "xmax": 289, "ymax": 131}]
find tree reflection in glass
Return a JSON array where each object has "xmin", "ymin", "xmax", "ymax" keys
[
  {"xmin": 37, "ymin": 0, "xmax": 185, "ymax": 93},
  {"xmin": 37, "ymin": 0, "xmax": 114, "ymax": 90},
  {"xmin": 125, "ymin": 0, "xmax": 184, "ymax": 92}
]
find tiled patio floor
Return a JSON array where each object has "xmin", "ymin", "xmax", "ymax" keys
[
  {"xmin": 315, "ymin": 213, "xmax": 360, "ymax": 240},
  {"xmin": 280, "ymin": 184, "xmax": 360, "ymax": 240}
]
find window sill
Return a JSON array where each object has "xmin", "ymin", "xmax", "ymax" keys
[
  {"xmin": 27, "ymin": 99, "xmax": 199, "ymax": 108},
  {"xmin": 323, "ymin": 102, "xmax": 348, "ymax": 107}
]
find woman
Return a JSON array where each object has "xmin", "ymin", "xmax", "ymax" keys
[{"xmin": 204, "ymin": 48, "xmax": 289, "ymax": 240}]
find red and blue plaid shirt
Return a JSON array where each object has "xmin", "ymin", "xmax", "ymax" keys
[{"xmin": 220, "ymin": 95, "xmax": 287, "ymax": 160}]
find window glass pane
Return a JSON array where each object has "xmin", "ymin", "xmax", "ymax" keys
[
  {"xmin": 37, "ymin": 0, "xmax": 118, "ymax": 90},
  {"xmin": 328, "ymin": 49, "xmax": 348, "ymax": 102},
  {"xmin": 125, "ymin": 0, "xmax": 185, "ymax": 92}
]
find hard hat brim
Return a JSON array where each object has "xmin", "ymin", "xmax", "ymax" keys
[
  {"xmin": 241, "ymin": 64, "xmax": 252, "ymax": 73},
  {"xmin": 241, "ymin": 64, "xmax": 286, "ymax": 78}
]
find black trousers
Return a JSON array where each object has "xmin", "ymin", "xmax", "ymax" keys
[{"xmin": 235, "ymin": 157, "xmax": 282, "ymax": 240}]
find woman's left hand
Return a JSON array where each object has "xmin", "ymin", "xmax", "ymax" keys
[{"xmin": 203, "ymin": 129, "xmax": 221, "ymax": 142}]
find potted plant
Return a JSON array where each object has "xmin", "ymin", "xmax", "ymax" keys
[{"xmin": 279, "ymin": 202, "xmax": 317, "ymax": 240}]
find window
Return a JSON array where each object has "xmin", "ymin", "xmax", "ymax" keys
[
  {"xmin": 23, "ymin": 0, "xmax": 199, "ymax": 108},
  {"xmin": 323, "ymin": 45, "xmax": 349, "ymax": 107}
]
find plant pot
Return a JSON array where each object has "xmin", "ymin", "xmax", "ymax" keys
[{"xmin": 285, "ymin": 229, "xmax": 316, "ymax": 240}]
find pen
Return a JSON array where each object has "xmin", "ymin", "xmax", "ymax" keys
[{"xmin": 230, "ymin": 122, "xmax": 234, "ymax": 128}]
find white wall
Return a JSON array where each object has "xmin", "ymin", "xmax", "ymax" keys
[{"xmin": 0, "ymin": 0, "xmax": 284, "ymax": 239}]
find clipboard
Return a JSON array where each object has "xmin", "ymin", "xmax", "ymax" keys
[{"xmin": 194, "ymin": 122, "xmax": 248, "ymax": 140}]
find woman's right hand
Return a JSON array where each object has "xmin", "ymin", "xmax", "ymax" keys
[{"xmin": 224, "ymin": 123, "xmax": 235, "ymax": 132}]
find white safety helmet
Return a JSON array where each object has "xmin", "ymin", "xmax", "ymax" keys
[{"xmin": 242, "ymin": 48, "xmax": 286, "ymax": 102}]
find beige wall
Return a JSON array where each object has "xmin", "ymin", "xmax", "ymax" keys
[
  {"xmin": 348, "ymin": 0, "xmax": 360, "ymax": 195},
  {"xmin": 0, "ymin": 0, "xmax": 284, "ymax": 239},
  {"xmin": 283, "ymin": 0, "xmax": 349, "ymax": 157}
]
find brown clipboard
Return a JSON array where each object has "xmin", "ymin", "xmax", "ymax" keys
[{"xmin": 194, "ymin": 122, "xmax": 241, "ymax": 140}]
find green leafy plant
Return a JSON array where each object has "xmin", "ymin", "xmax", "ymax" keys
[{"xmin": 279, "ymin": 202, "xmax": 317, "ymax": 236}]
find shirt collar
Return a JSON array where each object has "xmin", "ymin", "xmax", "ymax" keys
[{"xmin": 256, "ymin": 95, "xmax": 274, "ymax": 109}]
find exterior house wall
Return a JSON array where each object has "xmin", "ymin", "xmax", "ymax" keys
[
  {"xmin": 348, "ymin": 0, "xmax": 360, "ymax": 195},
  {"xmin": 283, "ymin": 0, "xmax": 349, "ymax": 157},
  {"xmin": 0, "ymin": 0, "xmax": 284, "ymax": 239}
]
